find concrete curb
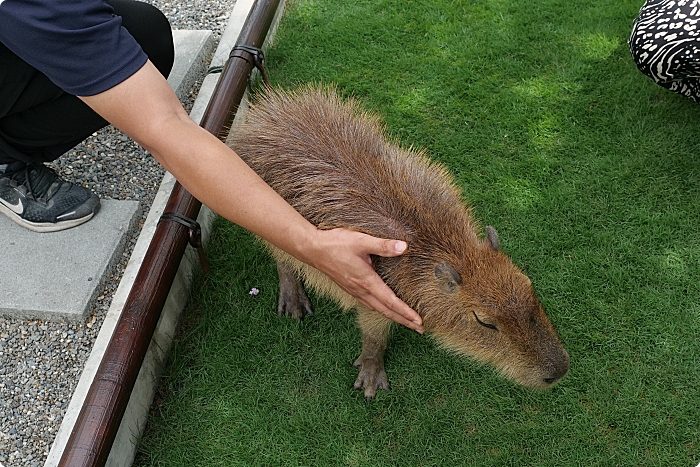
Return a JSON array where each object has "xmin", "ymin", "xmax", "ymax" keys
[{"xmin": 44, "ymin": 1, "xmax": 287, "ymax": 465}]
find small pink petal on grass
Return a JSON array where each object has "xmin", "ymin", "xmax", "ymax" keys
[{"xmin": 249, "ymin": 287, "xmax": 260, "ymax": 296}]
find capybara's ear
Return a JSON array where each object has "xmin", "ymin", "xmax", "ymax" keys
[
  {"xmin": 434, "ymin": 262, "xmax": 462, "ymax": 293},
  {"xmin": 485, "ymin": 226, "xmax": 500, "ymax": 251}
]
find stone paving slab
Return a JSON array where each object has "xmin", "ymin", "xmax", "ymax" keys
[{"xmin": 0, "ymin": 200, "xmax": 140, "ymax": 321}]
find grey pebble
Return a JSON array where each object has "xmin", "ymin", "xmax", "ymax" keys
[{"xmin": 0, "ymin": 1, "xmax": 235, "ymax": 464}]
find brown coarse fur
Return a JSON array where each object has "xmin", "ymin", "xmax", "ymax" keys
[{"xmin": 229, "ymin": 85, "xmax": 569, "ymax": 399}]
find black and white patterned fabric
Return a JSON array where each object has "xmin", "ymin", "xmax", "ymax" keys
[{"xmin": 629, "ymin": 0, "xmax": 700, "ymax": 102}]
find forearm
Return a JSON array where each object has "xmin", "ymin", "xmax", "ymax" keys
[
  {"xmin": 80, "ymin": 62, "xmax": 317, "ymax": 264},
  {"xmin": 149, "ymin": 118, "xmax": 319, "ymax": 264}
]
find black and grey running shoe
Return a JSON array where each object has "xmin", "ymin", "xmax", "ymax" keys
[{"xmin": 0, "ymin": 162, "xmax": 100, "ymax": 232}]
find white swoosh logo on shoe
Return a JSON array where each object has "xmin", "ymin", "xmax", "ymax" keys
[{"xmin": 1, "ymin": 198, "xmax": 23, "ymax": 214}]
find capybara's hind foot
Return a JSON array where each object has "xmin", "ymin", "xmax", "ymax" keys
[
  {"xmin": 352, "ymin": 356, "xmax": 390, "ymax": 400},
  {"xmin": 276, "ymin": 262, "xmax": 313, "ymax": 319}
]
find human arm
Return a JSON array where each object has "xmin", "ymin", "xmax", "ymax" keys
[{"xmin": 79, "ymin": 60, "xmax": 424, "ymax": 332}]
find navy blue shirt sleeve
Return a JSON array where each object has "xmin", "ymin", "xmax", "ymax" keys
[{"xmin": 0, "ymin": 0, "xmax": 148, "ymax": 96}]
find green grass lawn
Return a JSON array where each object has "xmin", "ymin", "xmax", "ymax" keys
[{"xmin": 134, "ymin": 0, "xmax": 700, "ymax": 465}]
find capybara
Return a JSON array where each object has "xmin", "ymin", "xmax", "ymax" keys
[{"xmin": 229, "ymin": 85, "xmax": 569, "ymax": 399}]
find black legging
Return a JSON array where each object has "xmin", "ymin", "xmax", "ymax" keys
[
  {"xmin": 0, "ymin": 0, "xmax": 174, "ymax": 164},
  {"xmin": 629, "ymin": 0, "xmax": 700, "ymax": 103}
]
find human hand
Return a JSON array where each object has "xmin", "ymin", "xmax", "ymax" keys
[{"xmin": 307, "ymin": 228, "xmax": 424, "ymax": 333}]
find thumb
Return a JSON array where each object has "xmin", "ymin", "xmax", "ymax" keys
[{"xmin": 367, "ymin": 236, "xmax": 408, "ymax": 258}]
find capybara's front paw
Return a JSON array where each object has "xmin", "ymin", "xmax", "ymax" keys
[
  {"xmin": 352, "ymin": 356, "xmax": 390, "ymax": 400},
  {"xmin": 277, "ymin": 263, "xmax": 313, "ymax": 319},
  {"xmin": 277, "ymin": 280, "xmax": 312, "ymax": 319}
]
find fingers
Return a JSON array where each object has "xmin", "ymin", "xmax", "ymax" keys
[
  {"xmin": 360, "ymin": 293, "xmax": 424, "ymax": 334},
  {"xmin": 348, "ymin": 234, "xmax": 423, "ymax": 332},
  {"xmin": 362, "ymin": 236, "xmax": 408, "ymax": 258},
  {"xmin": 307, "ymin": 228, "xmax": 424, "ymax": 333},
  {"xmin": 351, "ymin": 270, "xmax": 424, "ymax": 334}
]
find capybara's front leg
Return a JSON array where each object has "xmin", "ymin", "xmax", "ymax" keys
[
  {"xmin": 353, "ymin": 306, "xmax": 393, "ymax": 400},
  {"xmin": 276, "ymin": 261, "xmax": 312, "ymax": 319}
]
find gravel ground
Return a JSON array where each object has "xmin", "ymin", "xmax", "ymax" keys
[{"xmin": 0, "ymin": 2, "xmax": 236, "ymax": 465}]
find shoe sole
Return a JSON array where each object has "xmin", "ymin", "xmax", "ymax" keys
[{"xmin": 0, "ymin": 202, "xmax": 98, "ymax": 233}]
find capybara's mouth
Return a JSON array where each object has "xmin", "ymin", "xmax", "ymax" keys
[{"xmin": 518, "ymin": 353, "xmax": 570, "ymax": 390}]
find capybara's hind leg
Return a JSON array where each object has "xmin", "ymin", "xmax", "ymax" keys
[
  {"xmin": 353, "ymin": 306, "xmax": 392, "ymax": 400},
  {"xmin": 276, "ymin": 261, "xmax": 312, "ymax": 319}
]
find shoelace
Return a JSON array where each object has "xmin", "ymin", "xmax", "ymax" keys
[{"xmin": 8, "ymin": 164, "xmax": 61, "ymax": 202}]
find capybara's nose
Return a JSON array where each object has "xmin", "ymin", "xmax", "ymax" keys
[{"xmin": 543, "ymin": 349, "xmax": 570, "ymax": 385}]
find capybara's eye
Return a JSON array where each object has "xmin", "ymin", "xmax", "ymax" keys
[{"xmin": 473, "ymin": 312, "xmax": 498, "ymax": 331}]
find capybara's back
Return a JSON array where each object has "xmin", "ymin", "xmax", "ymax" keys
[{"xmin": 230, "ymin": 86, "xmax": 569, "ymax": 399}]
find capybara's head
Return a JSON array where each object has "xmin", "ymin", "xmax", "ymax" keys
[{"xmin": 419, "ymin": 227, "xmax": 569, "ymax": 389}]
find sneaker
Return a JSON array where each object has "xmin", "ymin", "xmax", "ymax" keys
[{"xmin": 0, "ymin": 162, "xmax": 100, "ymax": 232}]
